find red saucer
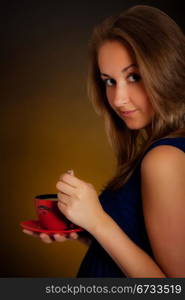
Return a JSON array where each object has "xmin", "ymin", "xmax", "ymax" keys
[{"xmin": 20, "ymin": 220, "xmax": 84, "ymax": 235}]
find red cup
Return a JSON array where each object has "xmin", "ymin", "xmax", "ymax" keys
[{"xmin": 35, "ymin": 194, "xmax": 76, "ymax": 230}]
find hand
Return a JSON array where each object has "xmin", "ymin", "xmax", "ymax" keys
[
  {"xmin": 22, "ymin": 229, "xmax": 79, "ymax": 243},
  {"xmin": 22, "ymin": 229, "xmax": 92, "ymax": 246},
  {"xmin": 56, "ymin": 170, "xmax": 105, "ymax": 232}
]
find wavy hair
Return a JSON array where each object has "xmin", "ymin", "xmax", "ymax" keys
[{"xmin": 87, "ymin": 5, "xmax": 185, "ymax": 191}]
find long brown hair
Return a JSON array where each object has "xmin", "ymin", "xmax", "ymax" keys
[{"xmin": 87, "ymin": 5, "xmax": 185, "ymax": 191}]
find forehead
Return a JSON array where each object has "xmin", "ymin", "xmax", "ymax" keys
[{"xmin": 97, "ymin": 40, "xmax": 135, "ymax": 70}]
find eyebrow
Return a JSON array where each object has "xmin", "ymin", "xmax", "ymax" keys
[{"xmin": 100, "ymin": 63, "xmax": 137, "ymax": 77}]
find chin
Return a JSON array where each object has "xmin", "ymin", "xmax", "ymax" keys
[
  {"xmin": 126, "ymin": 121, "xmax": 150, "ymax": 131},
  {"xmin": 126, "ymin": 125, "xmax": 143, "ymax": 131}
]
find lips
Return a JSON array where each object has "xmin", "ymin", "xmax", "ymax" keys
[{"xmin": 120, "ymin": 109, "xmax": 138, "ymax": 116}]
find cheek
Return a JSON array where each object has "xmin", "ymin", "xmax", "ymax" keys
[
  {"xmin": 139, "ymin": 100, "xmax": 154, "ymax": 119},
  {"xmin": 106, "ymin": 89, "xmax": 115, "ymax": 110},
  {"xmin": 106, "ymin": 89, "xmax": 114, "ymax": 108},
  {"xmin": 145, "ymin": 98, "xmax": 154, "ymax": 115},
  {"xmin": 135, "ymin": 86, "xmax": 153, "ymax": 113}
]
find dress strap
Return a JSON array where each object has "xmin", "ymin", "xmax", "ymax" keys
[{"xmin": 143, "ymin": 137, "xmax": 185, "ymax": 157}]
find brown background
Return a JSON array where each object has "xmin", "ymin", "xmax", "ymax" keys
[{"xmin": 1, "ymin": 0, "xmax": 184, "ymax": 277}]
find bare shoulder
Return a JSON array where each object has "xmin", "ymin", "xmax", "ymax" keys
[
  {"xmin": 141, "ymin": 144, "xmax": 185, "ymax": 204},
  {"xmin": 140, "ymin": 145, "xmax": 185, "ymax": 277},
  {"xmin": 141, "ymin": 144, "xmax": 185, "ymax": 171}
]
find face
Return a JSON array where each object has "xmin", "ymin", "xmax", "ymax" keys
[{"xmin": 98, "ymin": 40, "xmax": 155, "ymax": 132}]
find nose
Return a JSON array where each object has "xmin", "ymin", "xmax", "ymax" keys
[{"xmin": 112, "ymin": 83, "xmax": 130, "ymax": 108}]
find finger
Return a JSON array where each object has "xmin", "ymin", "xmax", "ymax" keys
[
  {"xmin": 57, "ymin": 192, "xmax": 70, "ymax": 205},
  {"xmin": 56, "ymin": 181, "xmax": 75, "ymax": 196},
  {"xmin": 53, "ymin": 234, "xmax": 67, "ymax": 242},
  {"xmin": 57, "ymin": 200, "xmax": 68, "ymax": 214},
  {"xmin": 59, "ymin": 172, "xmax": 82, "ymax": 187},
  {"xmin": 40, "ymin": 233, "xmax": 53, "ymax": 243},
  {"xmin": 67, "ymin": 170, "xmax": 74, "ymax": 176},
  {"xmin": 69, "ymin": 232, "xmax": 79, "ymax": 239},
  {"xmin": 59, "ymin": 169, "xmax": 74, "ymax": 181},
  {"xmin": 22, "ymin": 229, "xmax": 38, "ymax": 237}
]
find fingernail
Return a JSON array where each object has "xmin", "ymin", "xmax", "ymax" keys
[{"xmin": 67, "ymin": 169, "xmax": 74, "ymax": 175}]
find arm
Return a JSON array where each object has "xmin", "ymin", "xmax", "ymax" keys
[
  {"xmin": 88, "ymin": 212, "xmax": 166, "ymax": 277},
  {"xmin": 56, "ymin": 150, "xmax": 185, "ymax": 277},
  {"xmin": 87, "ymin": 146, "xmax": 185, "ymax": 277},
  {"xmin": 140, "ymin": 145, "xmax": 185, "ymax": 277}
]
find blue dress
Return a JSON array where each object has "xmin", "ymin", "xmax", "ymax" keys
[{"xmin": 76, "ymin": 137, "xmax": 185, "ymax": 277}]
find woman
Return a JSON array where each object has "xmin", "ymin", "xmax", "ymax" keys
[{"xmin": 23, "ymin": 5, "xmax": 185, "ymax": 277}]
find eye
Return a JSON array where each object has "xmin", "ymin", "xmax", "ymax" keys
[
  {"xmin": 102, "ymin": 78, "xmax": 115, "ymax": 87},
  {"xmin": 127, "ymin": 73, "xmax": 141, "ymax": 82}
]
